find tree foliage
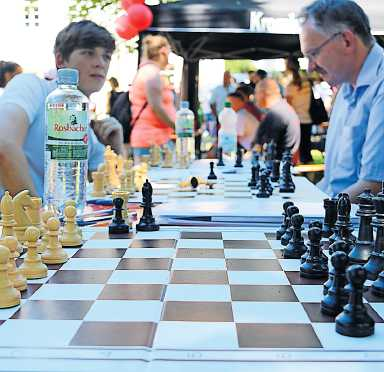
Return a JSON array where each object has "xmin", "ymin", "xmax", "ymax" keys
[
  {"xmin": 69, "ymin": 0, "xmax": 177, "ymax": 20},
  {"xmin": 225, "ymin": 60, "xmax": 255, "ymax": 74}
]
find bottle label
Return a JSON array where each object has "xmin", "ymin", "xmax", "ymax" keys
[
  {"xmin": 176, "ymin": 117, "xmax": 193, "ymax": 137},
  {"xmin": 46, "ymin": 108, "xmax": 88, "ymax": 160},
  {"xmin": 219, "ymin": 133, "xmax": 236, "ymax": 153}
]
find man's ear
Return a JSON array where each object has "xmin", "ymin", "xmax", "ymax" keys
[{"xmin": 55, "ymin": 52, "xmax": 65, "ymax": 69}]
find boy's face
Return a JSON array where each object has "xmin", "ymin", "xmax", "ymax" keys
[{"xmin": 56, "ymin": 46, "xmax": 112, "ymax": 97}]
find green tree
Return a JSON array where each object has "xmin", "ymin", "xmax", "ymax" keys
[
  {"xmin": 69, "ymin": 0, "xmax": 178, "ymax": 20},
  {"xmin": 224, "ymin": 60, "xmax": 255, "ymax": 74}
]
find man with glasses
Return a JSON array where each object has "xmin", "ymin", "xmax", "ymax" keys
[{"xmin": 300, "ymin": 0, "xmax": 384, "ymax": 202}]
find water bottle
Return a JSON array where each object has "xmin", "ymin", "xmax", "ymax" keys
[
  {"xmin": 175, "ymin": 100, "xmax": 195, "ymax": 168},
  {"xmin": 218, "ymin": 101, "xmax": 237, "ymax": 158},
  {"xmin": 44, "ymin": 68, "xmax": 89, "ymax": 214}
]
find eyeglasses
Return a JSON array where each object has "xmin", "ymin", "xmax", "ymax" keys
[{"xmin": 304, "ymin": 32, "xmax": 342, "ymax": 61}]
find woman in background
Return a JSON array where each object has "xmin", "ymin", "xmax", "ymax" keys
[
  {"xmin": 285, "ymin": 57, "xmax": 313, "ymax": 164},
  {"xmin": 130, "ymin": 35, "xmax": 175, "ymax": 162}
]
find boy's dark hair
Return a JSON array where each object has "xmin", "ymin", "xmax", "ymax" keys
[
  {"xmin": 256, "ymin": 69, "xmax": 268, "ymax": 80},
  {"xmin": 227, "ymin": 92, "xmax": 245, "ymax": 101},
  {"xmin": 54, "ymin": 20, "xmax": 115, "ymax": 61},
  {"xmin": 0, "ymin": 61, "xmax": 21, "ymax": 88}
]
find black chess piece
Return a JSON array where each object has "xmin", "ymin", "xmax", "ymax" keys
[
  {"xmin": 321, "ymin": 251, "xmax": 349, "ymax": 316},
  {"xmin": 329, "ymin": 194, "xmax": 355, "ymax": 255},
  {"xmin": 265, "ymin": 140, "xmax": 276, "ymax": 170},
  {"xmin": 251, "ymin": 151, "xmax": 260, "ymax": 167},
  {"xmin": 264, "ymin": 169, "xmax": 273, "ymax": 196},
  {"xmin": 207, "ymin": 161, "xmax": 217, "ymax": 180},
  {"xmin": 109, "ymin": 197, "xmax": 129, "ymax": 234},
  {"xmin": 281, "ymin": 205, "xmax": 299, "ymax": 246},
  {"xmin": 270, "ymin": 160, "xmax": 280, "ymax": 182},
  {"xmin": 279, "ymin": 151, "xmax": 295, "ymax": 193},
  {"xmin": 301, "ymin": 220, "xmax": 325, "ymax": 264},
  {"xmin": 349, "ymin": 190, "xmax": 375, "ymax": 264},
  {"xmin": 323, "ymin": 198, "xmax": 338, "ymax": 238},
  {"xmin": 371, "ymin": 269, "xmax": 384, "ymax": 297},
  {"xmin": 234, "ymin": 148, "xmax": 243, "ymax": 168},
  {"xmin": 248, "ymin": 166, "xmax": 258, "ymax": 188},
  {"xmin": 256, "ymin": 171, "xmax": 270, "ymax": 198},
  {"xmin": 284, "ymin": 213, "xmax": 307, "ymax": 259},
  {"xmin": 300, "ymin": 227, "xmax": 328, "ymax": 278},
  {"xmin": 276, "ymin": 201, "xmax": 294, "ymax": 240},
  {"xmin": 136, "ymin": 179, "xmax": 159, "ymax": 232},
  {"xmin": 217, "ymin": 147, "xmax": 225, "ymax": 167},
  {"xmin": 364, "ymin": 196, "xmax": 384, "ymax": 280},
  {"xmin": 190, "ymin": 177, "xmax": 199, "ymax": 190},
  {"xmin": 335, "ymin": 265, "xmax": 375, "ymax": 337}
]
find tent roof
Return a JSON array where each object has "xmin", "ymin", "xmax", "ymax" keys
[{"xmin": 148, "ymin": 0, "xmax": 384, "ymax": 61}]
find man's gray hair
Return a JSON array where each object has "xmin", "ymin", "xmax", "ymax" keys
[{"xmin": 300, "ymin": 0, "xmax": 375, "ymax": 47}]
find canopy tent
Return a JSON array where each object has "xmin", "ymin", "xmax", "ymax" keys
[{"xmin": 145, "ymin": 0, "xmax": 384, "ymax": 113}]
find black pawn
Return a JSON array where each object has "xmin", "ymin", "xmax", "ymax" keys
[
  {"xmin": 136, "ymin": 179, "xmax": 159, "ymax": 232},
  {"xmin": 207, "ymin": 161, "xmax": 217, "ymax": 180},
  {"xmin": 256, "ymin": 172, "xmax": 270, "ymax": 198},
  {"xmin": 109, "ymin": 197, "xmax": 129, "ymax": 234},
  {"xmin": 270, "ymin": 160, "xmax": 280, "ymax": 182},
  {"xmin": 364, "ymin": 196, "xmax": 384, "ymax": 281},
  {"xmin": 251, "ymin": 151, "xmax": 260, "ymax": 167},
  {"xmin": 281, "ymin": 205, "xmax": 299, "ymax": 246},
  {"xmin": 371, "ymin": 269, "xmax": 384, "ymax": 297},
  {"xmin": 335, "ymin": 265, "xmax": 375, "ymax": 337},
  {"xmin": 301, "ymin": 220, "xmax": 324, "ymax": 264},
  {"xmin": 217, "ymin": 147, "xmax": 225, "ymax": 167},
  {"xmin": 190, "ymin": 176, "xmax": 199, "ymax": 190},
  {"xmin": 234, "ymin": 148, "xmax": 243, "ymax": 167},
  {"xmin": 248, "ymin": 166, "xmax": 258, "ymax": 188},
  {"xmin": 349, "ymin": 190, "xmax": 375, "ymax": 264},
  {"xmin": 279, "ymin": 152, "xmax": 295, "ymax": 193},
  {"xmin": 323, "ymin": 198, "xmax": 338, "ymax": 238},
  {"xmin": 276, "ymin": 201, "xmax": 294, "ymax": 240},
  {"xmin": 284, "ymin": 213, "xmax": 307, "ymax": 259},
  {"xmin": 321, "ymin": 251, "xmax": 349, "ymax": 316},
  {"xmin": 300, "ymin": 227, "xmax": 328, "ymax": 278}
]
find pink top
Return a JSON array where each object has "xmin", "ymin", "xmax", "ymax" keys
[{"xmin": 130, "ymin": 62, "xmax": 175, "ymax": 148}]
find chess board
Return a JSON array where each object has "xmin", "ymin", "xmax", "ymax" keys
[{"xmin": 1, "ymin": 226, "xmax": 383, "ymax": 370}]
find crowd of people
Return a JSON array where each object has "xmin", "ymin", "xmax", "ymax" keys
[{"xmin": 0, "ymin": 0, "xmax": 383, "ymax": 203}]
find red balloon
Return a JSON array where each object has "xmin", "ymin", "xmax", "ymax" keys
[
  {"xmin": 115, "ymin": 14, "xmax": 138, "ymax": 40},
  {"xmin": 121, "ymin": 0, "xmax": 145, "ymax": 12},
  {"xmin": 127, "ymin": 4, "xmax": 153, "ymax": 31}
]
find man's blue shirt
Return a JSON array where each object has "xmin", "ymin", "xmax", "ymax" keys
[{"xmin": 318, "ymin": 43, "xmax": 384, "ymax": 196}]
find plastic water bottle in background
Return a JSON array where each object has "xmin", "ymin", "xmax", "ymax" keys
[
  {"xmin": 44, "ymin": 68, "xmax": 89, "ymax": 214},
  {"xmin": 175, "ymin": 100, "xmax": 195, "ymax": 168},
  {"xmin": 218, "ymin": 101, "xmax": 237, "ymax": 158}
]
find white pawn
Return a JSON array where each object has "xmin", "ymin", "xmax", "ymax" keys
[
  {"xmin": 38, "ymin": 210, "xmax": 55, "ymax": 254},
  {"xmin": 64, "ymin": 200, "xmax": 82, "ymax": 240},
  {"xmin": 19, "ymin": 226, "xmax": 48, "ymax": 279},
  {"xmin": 42, "ymin": 217, "xmax": 69, "ymax": 264},
  {"xmin": 0, "ymin": 243, "xmax": 20, "ymax": 308},
  {"xmin": 61, "ymin": 206, "xmax": 82, "ymax": 247},
  {"xmin": 2, "ymin": 236, "xmax": 27, "ymax": 292}
]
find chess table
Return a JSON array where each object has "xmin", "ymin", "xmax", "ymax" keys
[
  {"xmin": 0, "ymin": 226, "xmax": 383, "ymax": 371},
  {"xmin": 0, "ymin": 160, "xmax": 380, "ymax": 371}
]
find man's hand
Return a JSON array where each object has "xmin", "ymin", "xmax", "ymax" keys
[{"xmin": 91, "ymin": 116, "xmax": 125, "ymax": 156}]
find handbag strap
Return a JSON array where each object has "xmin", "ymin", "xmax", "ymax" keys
[{"xmin": 131, "ymin": 101, "xmax": 148, "ymax": 126}]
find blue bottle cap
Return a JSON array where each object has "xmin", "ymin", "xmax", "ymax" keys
[
  {"xmin": 57, "ymin": 68, "xmax": 79, "ymax": 85},
  {"xmin": 180, "ymin": 101, "xmax": 189, "ymax": 109}
]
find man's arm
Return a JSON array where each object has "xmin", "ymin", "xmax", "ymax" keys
[
  {"xmin": 0, "ymin": 103, "xmax": 37, "ymax": 196},
  {"xmin": 145, "ymin": 74, "xmax": 174, "ymax": 129},
  {"xmin": 349, "ymin": 93, "xmax": 384, "ymax": 203},
  {"xmin": 343, "ymin": 180, "xmax": 381, "ymax": 203}
]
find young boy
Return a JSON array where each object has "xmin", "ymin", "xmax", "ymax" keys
[{"xmin": 0, "ymin": 20, "xmax": 124, "ymax": 197}]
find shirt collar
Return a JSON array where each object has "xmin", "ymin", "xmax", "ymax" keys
[{"xmin": 343, "ymin": 43, "xmax": 383, "ymax": 99}]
